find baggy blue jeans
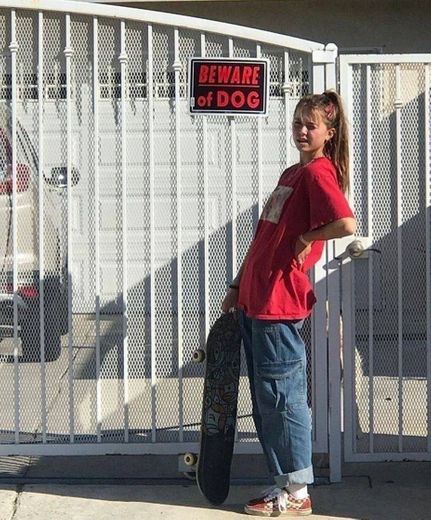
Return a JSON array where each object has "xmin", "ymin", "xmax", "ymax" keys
[{"xmin": 239, "ymin": 310, "xmax": 314, "ymax": 488}]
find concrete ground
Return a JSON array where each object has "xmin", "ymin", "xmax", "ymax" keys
[{"xmin": 0, "ymin": 457, "xmax": 430, "ymax": 520}]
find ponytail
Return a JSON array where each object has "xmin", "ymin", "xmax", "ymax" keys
[{"xmin": 294, "ymin": 90, "xmax": 350, "ymax": 193}]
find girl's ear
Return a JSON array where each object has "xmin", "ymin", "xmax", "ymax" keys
[{"xmin": 327, "ymin": 127, "xmax": 336, "ymax": 141}]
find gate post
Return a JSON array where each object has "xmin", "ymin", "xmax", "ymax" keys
[
  {"xmin": 312, "ymin": 44, "xmax": 343, "ymax": 482},
  {"xmin": 312, "ymin": 43, "xmax": 337, "ymax": 93}
]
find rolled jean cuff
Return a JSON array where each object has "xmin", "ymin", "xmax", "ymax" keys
[{"xmin": 274, "ymin": 465, "xmax": 314, "ymax": 488}]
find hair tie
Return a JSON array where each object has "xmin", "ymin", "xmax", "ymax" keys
[{"xmin": 324, "ymin": 101, "xmax": 336, "ymax": 120}]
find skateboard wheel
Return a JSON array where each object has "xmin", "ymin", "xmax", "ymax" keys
[
  {"xmin": 183, "ymin": 452, "xmax": 198, "ymax": 466},
  {"xmin": 192, "ymin": 349, "xmax": 205, "ymax": 363}
]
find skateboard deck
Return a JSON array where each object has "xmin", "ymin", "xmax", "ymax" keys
[{"xmin": 196, "ymin": 311, "xmax": 242, "ymax": 505}]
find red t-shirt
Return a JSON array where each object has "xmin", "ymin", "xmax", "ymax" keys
[{"xmin": 238, "ymin": 156, "xmax": 354, "ymax": 320}]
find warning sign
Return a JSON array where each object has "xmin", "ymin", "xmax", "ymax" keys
[{"xmin": 189, "ymin": 58, "xmax": 269, "ymax": 115}]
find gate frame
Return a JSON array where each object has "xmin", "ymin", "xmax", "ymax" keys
[
  {"xmin": 338, "ymin": 53, "xmax": 431, "ymax": 465},
  {"xmin": 0, "ymin": 0, "xmax": 340, "ymax": 478}
]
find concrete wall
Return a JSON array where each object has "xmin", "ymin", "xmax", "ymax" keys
[{"xmin": 117, "ymin": 0, "xmax": 431, "ymax": 53}]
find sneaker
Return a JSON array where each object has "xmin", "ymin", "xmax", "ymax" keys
[{"xmin": 244, "ymin": 487, "xmax": 312, "ymax": 517}]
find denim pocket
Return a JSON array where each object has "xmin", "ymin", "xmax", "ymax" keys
[{"xmin": 256, "ymin": 359, "xmax": 306, "ymax": 410}]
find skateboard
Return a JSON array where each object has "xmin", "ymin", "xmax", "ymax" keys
[{"xmin": 193, "ymin": 311, "xmax": 242, "ymax": 505}]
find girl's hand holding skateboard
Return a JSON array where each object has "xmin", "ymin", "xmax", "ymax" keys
[{"xmin": 221, "ymin": 287, "xmax": 239, "ymax": 313}]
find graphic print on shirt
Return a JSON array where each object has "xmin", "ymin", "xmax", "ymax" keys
[{"xmin": 260, "ymin": 185, "xmax": 293, "ymax": 224}]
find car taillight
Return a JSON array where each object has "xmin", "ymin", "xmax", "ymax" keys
[
  {"xmin": 6, "ymin": 284, "xmax": 38, "ymax": 298},
  {"xmin": 0, "ymin": 164, "xmax": 30, "ymax": 194}
]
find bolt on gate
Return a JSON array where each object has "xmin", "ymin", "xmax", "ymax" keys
[{"xmin": 0, "ymin": 0, "xmax": 341, "ymax": 478}]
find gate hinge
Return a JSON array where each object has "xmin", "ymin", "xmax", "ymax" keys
[{"xmin": 312, "ymin": 43, "xmax": 338, "ymax": 64}]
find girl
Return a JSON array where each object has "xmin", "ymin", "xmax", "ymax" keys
[{"xmin": 221, "ymin": 91, "xmax": 356, "ymax": 517}]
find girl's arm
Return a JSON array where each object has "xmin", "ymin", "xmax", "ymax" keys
[
  {"xmin": 231, "ymin": 249, "xmax": 251, "ymax": 287},
  {"xmin": 295, "ymin": 217, "xmax": 356, "ymax": 265},
  {"xmin": 221, "ymin": 248, "xmax": 251, "ymax": 312},
  {"xmin": 302, "ymin": 217, "xmax": 356, "ymax": 243}
]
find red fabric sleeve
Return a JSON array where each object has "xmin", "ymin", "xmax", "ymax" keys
[{"xmin": 305, "ymin": 163, "xmax": 354, "ymax": 230}]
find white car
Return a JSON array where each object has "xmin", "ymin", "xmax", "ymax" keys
[{"xmin": 0, "ymin": 123, "xmax": 79, "ymax": 361}]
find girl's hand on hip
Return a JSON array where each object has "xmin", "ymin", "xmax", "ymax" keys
[
  {"xmin": 295, "ymin": 239, "xmax": 312, "ymax": 267},
  {"xmin": 221, "ymin": 287, "xmax": 239, "ymax": 313}
]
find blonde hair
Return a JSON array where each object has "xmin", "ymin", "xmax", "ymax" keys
[{"xmin": 294, "ymin": 90, "xmax": 350, "ymax": 193}]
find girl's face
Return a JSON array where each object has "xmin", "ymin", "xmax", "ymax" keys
[{"xmin": 292, "ymin": 108, "xmax": 335, "ymax": 162}]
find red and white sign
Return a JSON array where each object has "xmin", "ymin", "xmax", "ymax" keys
[{"xmin": 189, "ymin": 58, "xmax": 269, "ymax": 115}]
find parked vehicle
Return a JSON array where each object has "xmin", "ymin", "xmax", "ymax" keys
[{"xmin": 0, "ymin": 123, "xmax": 79, "ymax": 361}]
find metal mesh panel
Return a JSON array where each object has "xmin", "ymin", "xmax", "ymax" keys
[
  {"xmin": 97, "ymin": 18, "xmax": 124, "ymax": 443},
  {"xmin": 152, "ymin": 26, "xmax": 179, "ymax": 442},
  {"xmin": 125, "ymin": 21, "xmax": 152, "ymax": 442},
  {"xmin": 69, "ymin": 15, "xmax": 98, "ymax": 443},
  {"xmin": 15, "ymin": 10, "xmax": 41, "ymax": 444},
  {"xmin": 41, "ymin": 13, "xmax": 70, "ymax": 444},
  {"xmin": 288, "ymin": 51, "xmax": 310, "ymax": 99},
  {"xmin": 204, "ymin": 34, "xmax": 228, "ymax": 59},
  {"xmin": 178, "ymin": 29, "xmax": 204, "ymax": 443},
  {"xmin": 351, "ymin": 64, "xmax": 370, "ymax": 453},
  {"xmin": 350, "ymin": 61, "xmax": 429, "ymax": 457},
  {"xmin": 262, "ymin": 46, "xmax": 283, "ymax": 98},
  {"xmin": 0, "ymin": 9, "xmax": 14, "ymax": 444},
  {"xmin": 352, "ymin": 65, "xmax": 368, "ymax": 237},
  {"xmin": 400, "ymin": 64, "xmax": 427, "ymax": 452}
]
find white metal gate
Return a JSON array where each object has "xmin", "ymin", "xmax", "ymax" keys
[
  {"xmin": 0, "ymin": 0, "xmax": 338, "ymax": 466},
  {"xmin": 340, "ymin": 55, "xmax": 431, "ymax": 463}
]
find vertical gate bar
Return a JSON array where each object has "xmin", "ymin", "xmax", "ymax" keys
[
  {"xmin": 311, "ymin": 56, "xmax": 328, "ymax": 455},
  {"xmin": 312, "ymin": 242, "xmax": 329, "ymax": 440},
  {"xmin": 282, "ymin": 50, "xmax": 291, "ymax": 167},
  {"xmin": 350, "ymin": 256, "xmax": 358, "ymax": 454},
  {"xmin": 119, "ymin": 20, "xmax": 129, "ymax": 442},
  {"xmin": 228, "ymin": 38, "xmax": 237, "ymax": 281},
  {"xmin": 366, "ymin": 64, "xmax": 374, "ymax": 452},
  {"xmin": 228, "ymin": 37, "xmax": 233, "ymax": 56},
  {"xmin": 314, "ymin": 255, "xmax": 329, "ymax": 456},
  {"xmin": 425, "ymin": 62, "xmax": 431, "ymax": 452},
  {"xmin": 173, "ymin": 27, "xmax": 183, "ymax": 442},
  {"xmin": 93, "ymin": 16, "xmax": 102, "ymax": 443},
  {"xmin": 395, "ymin": 63, "xmax": 403, "ymax": 453},
  {"xmin": 256, "ymin": 44, "xmax": 263, "ymax": 216},
  {"xmin": 148, "ymin": 24, "xmax": 156, "ymax": 443},
  {"xmin": 38, "ymin": 11, "xmax": 47, "ymax": 443},
  {"xmin": 312, "ymin": 62, "xmax": 325, "ymax": 94},
  {"xmin": 200, "ymin": 33, "xmax": 209, "ymax": 338},
  {"xmin": 341, "ymin": 258, "xmax": 355, "ymax": 461},
  {"xmin": 9, "ymin": 9, "xmax": 19, "ymax": 444},
  {"xmin": 324, "ymin": 55, "xmax": 338, "ymax": 478},
  {"xmin": 65, "ymin": 13, "xmax": 75, "ymax": 443},
  {"xmin": 339, "ymin": 58, "xmax": 355, "ymax": 459},
  {"xmin": 228, "ymin": 37, "xmax": 239, "ymax": 444},
  {"xmin": 324, "ymin": 44, "xmax": 337, "ymax": 90},
  {"xmin": 328, "ymin": 242, "xmax": 342, "ymax": 483}
]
